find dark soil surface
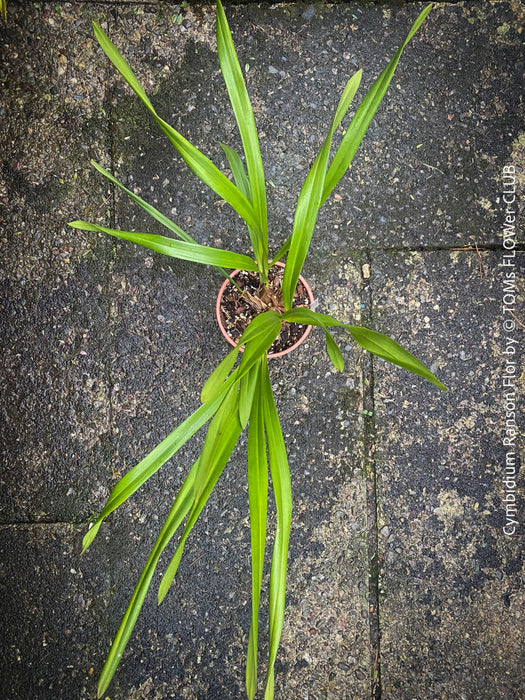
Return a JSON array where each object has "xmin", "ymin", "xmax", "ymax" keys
[{"xmin": 218, "ymin": 265, "xmax": 312, "ymax": 355}]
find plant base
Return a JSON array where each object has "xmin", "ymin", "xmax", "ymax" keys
[{"xmin": 216, "ymin": 262, "xmax": 314, "ymax": 358}]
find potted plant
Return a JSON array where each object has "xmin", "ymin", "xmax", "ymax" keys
[{"xmin": 70, "ymin": 2, "xmax": 444, "ymax": 697}]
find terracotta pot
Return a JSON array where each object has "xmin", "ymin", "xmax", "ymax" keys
[{"xmin": 215, "ymin": 261, "xmax": 314, "ymax": 359}]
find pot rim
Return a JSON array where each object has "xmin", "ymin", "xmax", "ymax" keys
[{"xmin": 215, "ymin": 261, "xmax": 314, "ymax": 359}]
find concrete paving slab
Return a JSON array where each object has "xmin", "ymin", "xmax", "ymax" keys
[
  {"xmin": 0, "ymin": 523, "xmax": 110, "ymax": 700},
  {"xmin": 86, "ymin": 253, "xmax": 370, "ymax": 697},
  {"xmin": 94, "ymin": 8, "xmax": 373, "ymax": 693},
  {"xmin": 0, "ymin": 3, "xmax": 117, "ymax": 522},
  {"xmin": 371, "ymin": 248, "xmax": 524, "ymax": 698},
  {"xmin": 1, "ymin": 2, "xmax": 523, "ymax": 699},
  {"xmin": 103, "ymin": 0, "xmax": 523, "ymax": 253}
]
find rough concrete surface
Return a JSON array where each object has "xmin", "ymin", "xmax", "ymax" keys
[
  {"xmin": 1, "ymin": 2, "xmax": 523, "ymax": 699},
  {"xmin": 372, "ymin": 250, "xmax": 524, "ymax": 699}
]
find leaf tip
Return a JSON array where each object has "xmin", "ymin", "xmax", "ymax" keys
[{"xmin": 81, "ymin": 521, "xmax": 101, "ymax": 553}]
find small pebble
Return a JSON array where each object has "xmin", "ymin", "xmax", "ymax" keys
[{"xmin": 302, "ymin": 5, "xmax": 315, "ymax": 20}]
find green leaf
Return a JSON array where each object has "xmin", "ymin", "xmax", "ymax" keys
[
  {"xmin": 92, "ymin": 22, "xmax": 261, "ymax": 234},
  {"xmin": 281, "ymin": 307, "xmax": 347, "ymax": 329},
  {"xmin": 200, "ymin": 311, "xmax": 282, "ymax": 419},
  {"xmin": 239, "ymin": 361, "xmax": 260, "ymax": 429},
  {"xmin": 238, "ymin": 311, "xmax": 282, "ymax": 374},
  {"xmin": 348, "ymin": 326, "xmax": 447, "ymax": 391},
  {"xmin": 93, "ymin": 21, "xmax": 155, "ymax": 113},
  {"xmin": 322, "ymin": 4, "xmax": 432, "ymax": 204},
  {"xmin": 240, "ymin": 310, "xmax": 282, "ymax": 344},
  {"xmin": 216, "ymin": 0, "xmax": 268, "ymax": 276},
  {"xmin": 201, "ymin": 346, "xmax": 240, "ymax": 404},
  {"xmin": 260, "ymin": 362, "xmax": 292, "ymax": 699},
  {"xmin": 69, "ymin": 221, "xmax": 258, "ymax": 272},
  {"xmin": 158, "ymin": 384, "xmax": 243, "ymax": 602},
  {"xmin": 268, "ymin": 234, "xmax": 291, "ymax": 267},
  {"xmin": 91, "ymin": 161, "xmax": 195, "ymax": 243},
  {"xmin": 91, "ymin": 161, "xmax": 240, "ymax": 285},
  {"xmin": 219, "ymin": 143, "xmax": 252, "ymax": 201},
  {"xmin": 324, "ymin": 329, "xmax": 344, "ymax": 371},
  {"xmin": 158, "ymin": 117, "xmax": 262, "ymax": 235},
  {"xmin": 97, "ymin": 459, "xmax": 199, "ymax": 698},
  {"xmin": 192, "ymin": 383, "xmax": 238, "ymax": 507},
  {"xmin": 281, "ymin": 308, "xmax": 447, "ymax": 390},
  {"xmin": 246, "ymin": 361, "xmax": 268, "ymax": 699},
  {"xmin": 219, "ymin": 142, "xmax": 263, "ymax": 271},
  {"xmin": 282, "ymin": 69, "xmax": 362, "ymax": 309},
  {"xmin": 82, "ymin": 390, "xmax": 227, "ymax": 554}
]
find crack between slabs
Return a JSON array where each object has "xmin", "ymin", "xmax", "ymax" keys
[
  {"xmin": 50, "ymin": 0, "xmax": 470, "ymax": 7},
  {"xmin": 356, "ymin": 243, "xmax": 525, "ymax": 254},
  {"xmin": 0, "ymin": 522, "xmax": 93, "ymax": 528},
  {"xmin": 105, "ymin": 6, "xmax": 120, "ymax": 438},
  {"xmin": 361, "ymin": 249, "xmax": 382, "ymax": 700}
]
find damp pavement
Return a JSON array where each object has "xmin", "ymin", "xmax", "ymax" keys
[{"xmin": 1, "ymin": 1, "xmax": 523, "ymax": 698}]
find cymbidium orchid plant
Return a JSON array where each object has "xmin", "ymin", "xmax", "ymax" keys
[{"xmin": 70, "ymin": 2, "xmax": 444, "ymax": 697}]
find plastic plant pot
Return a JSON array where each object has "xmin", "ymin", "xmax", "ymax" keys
[{"xmin": 215, "ymin": 261, "xmax": 315, "ymax": 359}]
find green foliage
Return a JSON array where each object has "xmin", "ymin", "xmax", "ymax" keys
[{"xmin": 74, "ymin": 2, "xmax": 445, "ymax": 698}]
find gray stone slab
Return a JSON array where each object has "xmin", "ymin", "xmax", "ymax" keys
[
  {"xmin": 0, "ymin": 3, "xmax": 116, "ymax": 522},
  {"xmin": 104, "ymin": 1, "xmax": 522, "ymax": 254},
  {"xmin": 89, "ymin": 5, "xmax": 375, "ymax": 692},
  {"xmin": 2, "ymin": 1, "xmax": 523, "ymax": 699},
  {"xmin": 371, "ymin": 249, "xmax": 524, "ymax": 698},
  {"xmin": 0, "ymin": 523, "xmax": 110, "ymax": 700},
  {"xmin": 82, "ymin": 251, "xmax": 371, "ymax": 696}
]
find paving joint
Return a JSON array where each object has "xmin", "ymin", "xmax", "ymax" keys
[{"xmin": 361, "ymin": 250, "xmax": 382, "ymax": 699}]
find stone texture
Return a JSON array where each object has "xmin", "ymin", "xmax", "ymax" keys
[
  {"xmin": 0, "ymin": 2, "xmax": 114, "ymax": 522},
  {"xmin": 1, "ymin": 2, "xmax": 523, "ymax": 699},
  {"xmin": 0, "ymin": 524, "xmax": 110, "ymax": 700},
  {"xmin": 103, "ymin": 1, "xmax": 525, "ymax": 256},
  {"xmin": 372, "ymin": 249, "xmax": 524, "ymax": 699}
]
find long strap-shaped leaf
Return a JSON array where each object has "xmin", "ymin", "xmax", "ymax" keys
[
  {"xmin": 268, "ymin": 233, "xmax": 292, "ymax": 267},
  {"xmin": 220, "ymin": 142, "xmax": 263, "ymax": 275},
  {"xmin": 282, "ymin": 307, "xmax": 447, "ymax": 391},
  {"xmin": 69, "ymin": 221, "xmax": 258, "ymax": 272},
  {"xmin": 238, "ymin": 310, "xmax": 282, "ymax": 376},
  {"xmin": 97, "ymin": 458, "xmax": 199, "ymax": 698},
  {"xmin": 92, "ymin": 22, "xmax": 261, "ymax": 235},
  {"xmin": 239, "ymin": 360, "xmax": 260, "ymax": 429},
  {"xmin": 91, "ymin": 160, "xmax": 194, "ymax": 243},
  {"xmin": 322, "ymin": 4, "xmax": 433, "ymax": 204},
  {"xmin": 201, "ymin": 346, "xmax": 240, "ymax": 404},
  {"xmin": 282, "ymin": 69, "xmax": 362, "ymax": 309},
  {"xmin": 220, "ymin": 143, "xmax": 251, "ymax": 201},
  {"xmin": 156, "ymin": 312, "xmax": 280, "ymax": 604},
  {"xmin": 157, "ymin": 382, "xmax": 244, "ymax": 602},
  {"xmin": 261, "ymin": 359, "xmax": 292, "ymax": 700},
  {"xmin": 201, "ymin": 310, "xmax": 282, "ymax": 409},
  {"xmin": 246, "ymin": 360, "xmax": 268, "ymax": 699},
  {"xmin": 324, "ymin": 328, "xmax": 345, "ymax": 372},
  {"xmin": 216, "ymin": 0, "xmax": 268, "ymax": 278},
  {"xmin": 192, "ymin": 312, "xmax": 281, "ymax": 510},
  {"xmin": 91, "ymin": 160, "xmax": 240, "ymax": 285},
  {"xmin": 82, "ymin": 390, "xmax": 228, "ymax": 554}
]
